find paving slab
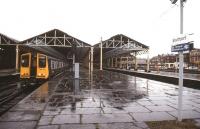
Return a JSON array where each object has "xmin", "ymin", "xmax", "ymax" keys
[
  {"xmin": 148, "ymin": 96, "xmax": 170, "ymax": 101},
  {"xmin": 99, "ymin": 123, "xmax": 142, "ymax": 129},
  {"xmin": 191, "ymin": 99, "xmax": 200, "ymax": 104},
  {"xmin": 66, "ymin": 102, "xmax": 101, "ymax": 108},
  {"xmin": 168, "ymin": 103, "xmax": 198, "ymax": 110},
  {"xmin": 134, "ymin": 122, "xmax": 149, "ymax": 129},
  {"xmin": 10, "ymin": 103, "xmax": 46, "ymax": 111},
  {"xmin": 125, "ymin": 102, "xmax": 142, "ymax": 107},
  {"xmin": 82, "ymin": 114, "xmax": 134, "ymax": 123},
  {"xmin": 43, "ymin": 109, "xmax": 61, "ymax": 116},
  {"xmin": 192, "ymin": 103, "xmax": 200, "ymax": 109},
  {"xmin": 124, "ymin": 106, "xmax": 150, "ymax": 113},
  {"xmin": 38, "ymin": 116, "xmax": 53, "ymax": 126},
  {"xmin": 145, "ymin": 105, "xmax": 176, "ymax": 112},
  {"xmin": 168, "ymin": 110, "xmax": 200, "ymax": 119},
  {"xmin": 60, "ymin": 124, "xmax": 96, "ymax": 129},
  {"xmin": 61, "ymin": 107, "xmax": 102, "ymax": 114},
  {"xmin": 0, "ymin": 111, "xmax": 40, "ymax": 121},
  {"xmin": 151, "ymin": 100, "xmax": 172, "ymax": 106},
  {"xmin": 195, "ymin": 108, "xmax": 200, "ymax": 113},
  {"xmin": 0, "ymin": 121, "xmax": 37, "ymax": 129},
  {"xmin": 137, "ymin": 101, "xmax": 155, "ymax": 106},
  {"xmin": 131, "ymin": 112, "xmax": 176, "ymax": 121},
  {"xmin": 102, "ymin": 107, "xmax": 127, "ymax": 114},
  {"xmin": 37, "ymin": 125, "xmax": 59, "ymax": 129},
  {"xmin": 51, "ymin": 114, "xmax": 80, "ymax": 124}
]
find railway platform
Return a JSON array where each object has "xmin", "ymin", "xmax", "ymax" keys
[
  {"xmin": 0, "ymin": 69, "xmax": 19, "ymax": 86},
  {"xmin": 105, "ymin": 68, "xmax": 200, "ymax": 89},
  {"xmin": 0, "ymin": 69, "xmax": 200, "ymax": 129}
]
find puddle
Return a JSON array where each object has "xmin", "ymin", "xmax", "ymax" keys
[{"xmin": 46, "ymin": 68, "xmax": 150, "ymax": 109}]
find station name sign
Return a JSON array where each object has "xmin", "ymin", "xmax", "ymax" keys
[
  {"xmin": 171, "ymin": 34, "xmax": 194, "ymax": 52},
  {"xmin": 172, "ymin": 36, "xmax": 186, "ymax": 43}
]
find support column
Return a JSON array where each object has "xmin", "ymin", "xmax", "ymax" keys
[
  {"xmin": 16, "ymin": 45, "xmax": 19, "ymax": 72},
  {"xmin": 115, "ymin": 58, "xmax": 117, "ymax": 68},
  {"xmin": 147, "ymin": 51, "xmax": 150, "ymax": 72},
  {"xmin": 73, "ymin": 54, "xmax": 75, "ymax": 72},
  {"xmin": 108, "ymin": 58, "xmax": 110, "ymax": 67},
  {"xmin": 88, "ymin": 51, "xmax": 91, "ymax": 72},
  {"xmin": 91, "ymin": 47, "xmax": 93, "ymax": 72},
  {"xmin": 111, "ymin": 58, "xmax": 113, "ymax": 68},
  {"xmin": 135, "ymin": 53, "xmax": 137, "ymax": 70},
  {"xmin": 100, "ymin": 37, "xmax": 103, "ymax": 70},
  {"xmin": 73, "ymin": 54, "xmax": 75, "ymax": 64},
  {"xmin": 126, "ymin": 57, "xmax": 129, "ymax": 69},
  {"xmin": 106, "ymin": 58, "xmax": 109, "ymax": 68},
  {"xmin": 175, "ymin": 55, "xmax": 178, "ymax": 73},
  {"xmin": 120, "ymin": 57, "xmax": 122, "ymax": 68}
]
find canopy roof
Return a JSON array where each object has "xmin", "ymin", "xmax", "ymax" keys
[
  {"xmin": 20, "ymin": 29, "xmax": 91, "ymax": 47},
  {"xmin": 0, "ymin": 30, "xmax": 149, "ymax": 61},
  {"xmin": 93, "ymin": 34, "xmax": 149, "ymax": 59}
]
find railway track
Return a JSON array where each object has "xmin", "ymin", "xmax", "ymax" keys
[{"xmin": 0, "ymin": 81, "xmax": 40, "ymax": 116}]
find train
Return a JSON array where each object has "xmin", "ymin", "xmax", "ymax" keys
[{"xmin": 20, "ymin": 52, "xmax": 66, "ymax": 81}]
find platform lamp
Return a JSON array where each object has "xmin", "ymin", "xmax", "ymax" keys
[{"xmin": 170, "ymin": 0, "xmax": 187, "ymax": 122}]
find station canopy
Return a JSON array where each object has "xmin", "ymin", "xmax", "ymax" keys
[
  {"xmin": 19, "ymin": 29, "xmax": 91, "ymax": 62},
  {"xmin": 93, "ymin": 34, "xmax": 149, "ymax": 59},
  {"xmin": 0, "ymin": 30, "xmax": 149, "ymax": 62}
]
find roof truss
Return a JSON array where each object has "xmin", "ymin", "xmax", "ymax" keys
[
  {"xmin": 94, "ymin": 34, "xmax": 149, "ymax": 58},
  {"xmin": 0, "ymin": 33, "xmax": 18, "ymax": 45},
  {"xmin": 104, "ymin": 42, "xmax": 149, "ymax": 58},
  {"xmin": 20, "ymin": 29, "xmax": 91, "ymax": 48}
]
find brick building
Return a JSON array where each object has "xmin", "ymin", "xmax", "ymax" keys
[
  {"xmin": 150, "ymin": 48, "xmax": 200, "ymax": 70},
  {"xmin": 190, "ymin": 49, "xmax": 200, "ymax": 68}
]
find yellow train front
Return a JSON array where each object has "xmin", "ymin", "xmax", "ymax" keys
[{"xmin": 20, "ymin": 52, "xmax": 66, "ymax": 83}]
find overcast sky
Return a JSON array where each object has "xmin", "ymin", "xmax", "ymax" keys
[{"xmin": 0, "ymin": 0, "xmax": 199, "ymax": 57}]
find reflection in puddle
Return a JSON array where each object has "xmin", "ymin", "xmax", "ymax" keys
[
  {"xmin": 30, "ymin": 82, "xmax": 49, "ymax": 103},
  {"xmin": 47, "ymin": 69, "xmax": 148, "ymax": 110},
  {"xmin": 74, "ymin": 79, "xmax": 80, "ymax": 94}
]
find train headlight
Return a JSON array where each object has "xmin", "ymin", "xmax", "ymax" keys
[{"xmin": 38, "ymin": 73, "xmax": 45, "ymax": 76}]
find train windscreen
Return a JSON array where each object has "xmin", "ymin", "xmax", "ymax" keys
[
  {"xmin": 39, "ymin": 55, "xmax": 46, "ymax": 68},
  {"xmin": 21, "ymin": 55, "xmax": 29, "ymax": 67}
]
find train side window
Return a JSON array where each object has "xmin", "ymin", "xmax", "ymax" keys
[
  {"xmin": 51, "ymin": 61, "xmax": 54, "ymax": 69},
  {"xmin": 21, "ymin": 55, "xmax": 29, "ymax": 67},
  {"xmin": 39, "ymin": 55, "xmax": 46, "ymax": 68}
]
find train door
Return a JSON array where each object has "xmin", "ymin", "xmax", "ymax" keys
[
  {"xmin": 20, "ymin": 53, "xmax": 31, "ymax": 78},
  {"xmin": 36, "ymin": 53, "xmax": 49, "ymax": 79},
  {"xmin": 31, "ymin": 53, "xmax": 37, "ymax": 78}
]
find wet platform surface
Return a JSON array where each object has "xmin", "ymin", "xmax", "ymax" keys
[
  {"xmin": 136, "ymin": 69, "xmax": 200, "ymax": 80},
  {"xmin": 0, "ymin": 69, "xmax": 200, "ymax": 129}
]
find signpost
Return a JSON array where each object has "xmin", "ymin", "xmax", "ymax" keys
[{"xmin": 170, "ymin": 0, "xmax": 189, "ymax": 122}]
